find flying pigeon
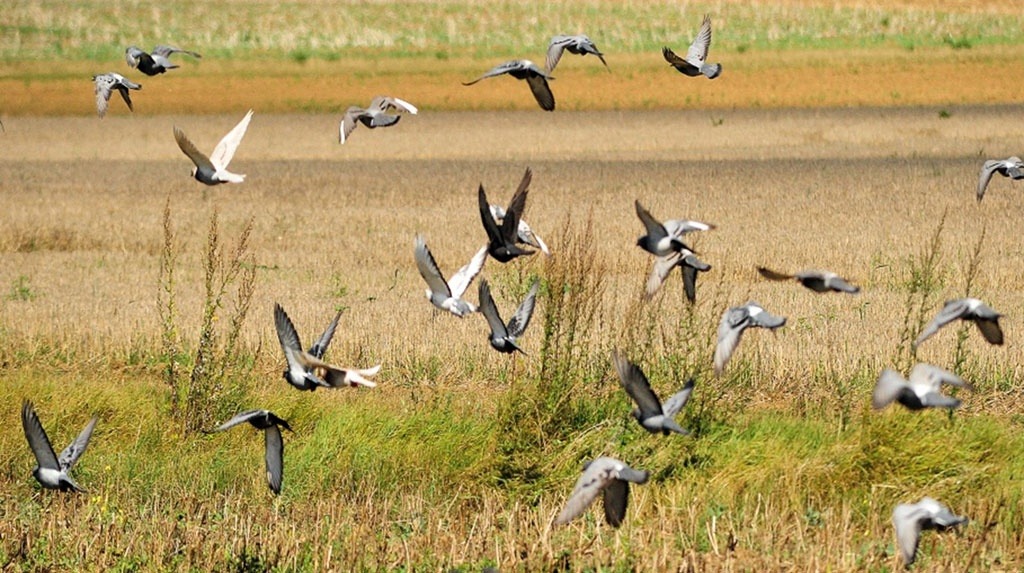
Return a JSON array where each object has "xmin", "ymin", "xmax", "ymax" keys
[
  {"xmin": 414, "ymin": 235, "xmax": 487, "ymax": 317},
  {"xmin": 93, "ymin": 72, "xmax": 141, "ymax": 118},
  {"xmin": 479, "ymin": 168, "xmax": 536, "ymax": 263},
  {"xmin": 463, "ymin": 60, "xmax": 556, "ymax": 111},
  {"xmin": 21, "ymin": 400, "xmax": 97, "ymax": 493},
  {"xmin": 646, "ymin": 249, "xmax": 711, "ymax": 301},
  {"xmin": 633, "ymin": 201, "xmax": 696, "ymax": 257},
  {"xmin": 612, "ymin": 350, "xmax": 694, "ymax": 435},
  {"xmin": 173, "ymin": 109, "xmax": 254, "ymax": 185},
  {"xmin": 976, "ymin": 156, "xmax": 1024, "ymax": 201},
  {"xmin": 339, "ymin": 96, "xmax": 418, "ymax": 144},
  {"xmin": 545, "ymin": 35, "xmax": 608, "ymax": 72},
  {"xmin": 872, "ymin": 363, "xmax": 973, "ymax": 411},
  {"xmin": 913, "ymin": 298, "xmax": 1003, "ymax": 348},
  {"xmin": 892, "ymin": 497, "xmax": 968, "ymax": 567},
  {"xmin": 208, "ymin": 410, "xmax": 292, "ymax": 495},
  {"xmin": 554, "ymin": 457, "xmax": 649, "ymax": 528},
  {"xmin": 274, "ymin": 303, "xmax": 380, "ymax": 390},
  {"xmin": 662, "ymin": 14, "xmax": 722, "ymax": 79},
  {"xmin": 478, "ymin": 278, "xmax": 539, "ymax": 354},
  {"xmin": 489, "ymin": 203, "xmax": 550, "ymax": 256},
  {"xmin": 757, "ymin": 267, "xmax": 860, "ymax": 294},
  {"xmin": 714, "ymin": 302, "xmax": 786, "ymax": 376},
  {"xmin": 125, "ymin": 45, "xmax": 201, "ymax": 76}
]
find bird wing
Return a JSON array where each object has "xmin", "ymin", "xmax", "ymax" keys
[
  {"xmin": 611, "ymin": 350, "xmax": 664, "ymax": 417},
  {"xmin": 58, "ymin": 415, "xmax": 98, "ymax": 471},
  {"xmin": 152, "ymin": 45, "xmax": 202, "ymax": 59},
  {"xmin": 914, "ymin": 299, "xmax": 969, "ymax": 347},
  {"xmin": 645, "ymin": 252, "xmax": 680, "ymax": 299},
  {"xmin": 662, "ymin": 379, "xmax": 696, "ymax": 418},
  {"xmin": 602, "ymin": 479, "xmax": 629, "ymax": 528},
  {"xmin": 634, "ymin": 200, "xmax": 668, "ymax": 242},
  {"xmin": 125, "ymin": 47, "xmax": 143, "ymax": 68},
  {"xmin": 308, "ymin": 310, "xmax": 341, "ymax": 360},
  {"xmin": 554, "ymin": 461, "xmax": 613, "ymax": 525},
  {"xmin": 681, "ymin": 263, "xmax": 699, "ymax": 303},
  {"xmin": 714, "ymin": 307, "xmax": 749, "ymax": 375},
  {"xmin": 892, "ymin": 503, "xmax": 925, "ymax": 566},
  {"xmin": 525, "ymin": 75, "xmax": 556, "ymax": 111},
  {"xmin": 462, "ymin": 61, "xmax": 520, "ymax": 85},
  {"xmin": 210, "ymin": 109, "xmax": 253, "ymax": 171},
  {"xmin": 822, "ymin": 273, "xmax": 860, "ymax": 293},
  {"xmin": 478, "ymin": 279, "xmax": 509, "ymax": 339},
  {"xmin": 173, "ymin": 126, "xmax": 216, "ymax": 172},
  {"xmin": 264, "ymin": 424, "xmax": 284, "ymax": 495},
  {"xmin": 373, "ymin": 96, "xmax": 418, "ymax": 114},
  {"xmin": 748, "ymin": 307, "xmax": 787, "ymax": 329},
  {"xmin": 273, "ymin": 303, "xmax": 305, "ymax": 356},
  {"xmin": 115, "ymin": 84, "xmax": 134, "ymax": 112},
  {"xmin": 758, "ymin": 267, "xmax": 794, "ymax": 282},
  {"xmin": 909, "ymin": 363, "xmax": 971, "ymax": 392},
  {"xmin": 872, "ymin": 369, "xmax": 910, "ymax": 409},
  {"xmin": 447, "ymin": 244, "xmax": 487, "ymax": 299},
  {"xmin": 339, "ymin": 106, "xmax": 363, "ymax": 144},
  {"xmin": 478, "ymin": 184, "xmax": 505, "ymax": 247},
  {"xmin": 506, "ymin": 279, "xmax": 539, "ymax": 338},
  {"xmin": 323, "ymin": 364, "xmax": 379, "ymax": 388},
  {"xmin": 414, "ymin": 235, "xmax": 454, "ymax": 299},
  {"xmin": 977, "ymin": 160, "xmax": 1001, "ymax": 201},
  {"xmin": 209, "ymin": 409, "xmax": 264, "ymax": 433},
  {"xmin": 686, "ymin": 14, "xmax": 714, "ymax": 66},
  {"xmin": 501, "ymin": 168, "xmax": 533, "ymax": 244},
  {"xmin": 974, "ymin": 315, "xmax": 1004, "ymax": 345},
  {"xmin": 662, "ymin": 47, "xmax": 688, "ymax": 67},
  {"xmin": 94, "ymin": 75, "xmax": 114, "ymax": 117},
  {"xmin": 545, "ymin": 36, "xmax": 573, "ymax": 72},
  {"xmin": 21, "ymin": 401, "xmax": 60, "ymax": 471}
]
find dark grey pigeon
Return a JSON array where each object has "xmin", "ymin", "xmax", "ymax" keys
[
  {"xmin": 612, "ymin": 350, "xmax": 694, "ymax": 435},
  {"xmin": 554, "ymin": 457, "xmax": 649, "ymax": 528},
  {"xmin": 976, "ymin": 156, "xmax": 1024, "ymax": 201},
  {"xmin": 662, "ymin": 14, "xmax": 722, "ymax": 79},
  {"xmin": 125, "ymin": 45, "xmax": 201, "ymax": 76},
  {"xmin": 463, "ymin": 60, "xmax": 555, "ymax": 111},
  {"xmin": 339, "ymin": 96, "xmax": 417, "ymax": 144},
  {"xmin": 479, "ymin": 168, "xmax": 536, "ymax": 263},
  {"xmin": 207, "ymin": 410, "xmax": 292, "ymax": 495},
  {"xmin": 274, "ymin": 303, "xmax": 380, "ymax": 390},
  {"xmin": 872, "ymin": 363, "xmax": 973, "ymax": 411},
  {"xmin": 634, "ymin": 201, "xmax": 695, "ymax": 257},
  {"xmin": 545, "ymin": 34, "xmax": 608, "ymax": 72},
  {"xmin": 21, "ymin": 400, "xmax": 97, "ymax": 493},
  {"xmin": 478, "ymin": 278, "xmax": 539, "ymax": 354},
  {"xmin": 489, "ymin": 203, "xmax": 550, "ymax": 256},
  {"xmin": 93, "ymin": 72, "xmax": 140, "ymax": 118},
  {"xmin": 758, "ymin": 267, "xmax": 860, "ymax": 294},
  {"xmin": 913, "ymin": 298, "xmax": 1003, "ymax": 348},
  {"xmin": 714, "ymin": 301, "xmax": 786, "ymax": 376},
  {"xmin": 892, "ymin": 497, "xmax": 968, "ymax": 568}
]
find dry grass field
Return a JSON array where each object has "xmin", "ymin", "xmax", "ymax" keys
[
  {"xmin": 1, "ymin": 106, "xmax": 1024, "ymax": 571},
  {"xmin": 3, "ymin": 1, "xmax": 1024, "ymax": 572}
]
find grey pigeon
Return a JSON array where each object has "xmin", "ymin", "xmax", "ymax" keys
[
  {"xmin": 545, "ymin": 34, "xmax": 608, "ymax": 72},
  {"xmin": 913, "ymin": 298, "xmax": 1003, "ymax": 348},
  {"xmin": 646, "ymin": 249, "xmax": 711, "ymax": 301},
  {"xmin": 554, "ymin": 457, "xmax": 649, "ymax": 528},
  {"xmin": 93, "ymin": 72, "xmax": 141, "ymax": 118},
  {"xmin": 714, "ymin": 302, "xmax": 786, "ymax": 376},
  {"xmin": 662, "ymin": 14, "xmax": 722, "ymax": 79},
  {"xmin": 274, "ymin": 303, "xmax": 380, "ymax": 390},
  {"xmin": 173, "ymin": 110, "xmax": 253, "ymax": 185},
  {"xmin": 463, "ymin": 60, "xmax": 555, "ymax": 111},
  {"xmin": 489, "ymin": 204, "xmax": 550, "ymax": 256},
  {"xmin": 414, "ymin": 235, "xmax": 487, "ymax": 317},
  {"xmin": 208, "ymin": 410, "xmax": 292, "ymax": 495},
  {"xmin": 872, "ymin": 363, "xmax": 973, "ymax": 411},
  {"xmin": 125, "ymin": 45, "xmax": 201, "ymax": 76},
  {"xmin": 479, "ymin": 168, "xmax": 536, "ymax": 262},
  {"xmin": 634, "ymin": 201, "xmax": 695, "ymax": 257},
  {"xmin": 21, "ymin": 400, "xmax": 97, "ymax": 493},
  {"xmin": 612, "ymin": 350, "xmax": 694, "ymax": 435},
  {"xmin": 478, "ymin": 278, "xmax": 539, "ymax": 354},
  {"xmin": 758, "ymin": 267, "xmax": 860, "ymax": 294},
  {"xmin": 339, "ymin": 96, "xmax": 418, "ymax": 144},
  {"xmin": 976, "ymin": 156, "xmax": 1024, "ymax": 202},
  {"xmin": 892, "ymin": 497, "xmax": 968, "ymax": 568}
]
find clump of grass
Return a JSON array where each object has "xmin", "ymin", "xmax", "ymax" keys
[
  {"xmin": 160, "ymin": 205, "xmax": 258, "ymax": 434},
  {"xmin": 951, "ymin": 225, "xmax": 987, "ymax": 377},
  {"xmin": 893, "ymin": 210, "xmax": 947, "ymax": 370},
  {"xmin": 6, "ymin": 275, "xmax": 37, "ymax": 301}
]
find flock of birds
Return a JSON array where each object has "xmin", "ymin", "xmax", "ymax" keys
[{"xmin": 14, "ymin": 13, "xmax": 1018, "ymax": 569}]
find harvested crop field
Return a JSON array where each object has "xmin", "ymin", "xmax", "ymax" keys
[{"xmin": 2, "ymin": 106, "xmax": 1024, "ymax": 571}]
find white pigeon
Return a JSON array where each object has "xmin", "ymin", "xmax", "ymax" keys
[
  {"xmin": 414, "ymin": 235, "xmax": 487, "ymax": 317},
  {"xmin": 21, "ymin": 400, "xmax": 97, "ymax": 493},
  {"xmin": 714, "ymin": 302, "xmax": 786, "ymax": 376},
  {"xmin": 173, "ymin": 110, "xmax": 254, "ymax": 185},
  {"xmin": 93, "ymin": 72, "xmax": 141, "ymax": 118}
]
